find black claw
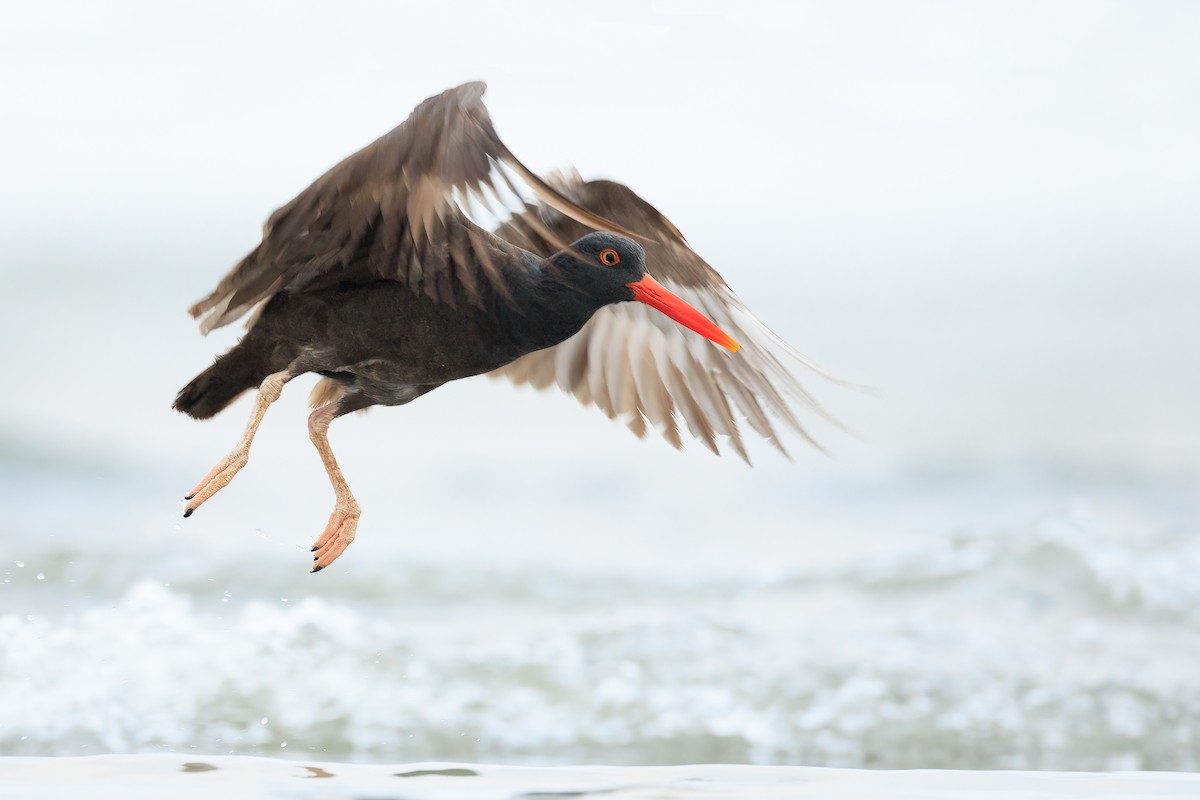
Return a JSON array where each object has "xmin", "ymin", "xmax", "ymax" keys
[
  {"xmin": 183, "ymin": 494, "xmax": 195, "ymax": 501},
  {"xmin": 311, "ymin": 545, "xmax": 319, "ymax": 552},
  {"xmin": 183, "ymin": 508, "xmax": 194, "ymax": 518},
  {"xmin": 311, "ymin": 564, "xmax": 324, "ymax": 573}
]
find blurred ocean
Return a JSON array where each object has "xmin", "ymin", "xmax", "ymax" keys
[
  {"xmin": 2, "ymin": 0, "xmax": 1199, "ymax": 783},
  {"xmin": 1, "ymin": 248, "xmax": 1197, "ymax": 769}
]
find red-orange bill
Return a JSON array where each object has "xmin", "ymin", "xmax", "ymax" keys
[{"xmin": 627, "ymin": 274, "xmax": 741, "ymax": 353}]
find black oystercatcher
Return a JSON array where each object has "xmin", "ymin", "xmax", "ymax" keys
[{"xmin": 175, "ymin": 82, "xmax": 836, "ymax": 572}]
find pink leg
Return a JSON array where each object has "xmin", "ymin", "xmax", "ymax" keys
[
  {"xmin": 308, "ymin": 401, "xmax": 361, "ymax": 572},
  {"xmin": 183, "ymin": 370, "xmax": 291, "ymax": 517}
]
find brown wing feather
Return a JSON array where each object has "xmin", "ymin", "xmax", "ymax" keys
[
  {"xmin": 490, "ymin": 174, "xmax": 844, "ymax": 461},
  {"xmin": 188, "ymin": 82, "xmax": 640, "ymax": 333}
]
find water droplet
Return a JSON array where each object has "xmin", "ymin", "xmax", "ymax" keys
[
  {"xmin": 36, "ymin": 573, "xmax": 45, "ymax": 581},
  {"xmin": 280, "ymin": 742, "xmax": 287, "ymax": 749},
  {"xmin": 260, "ymin": 717, "xmax": 268, "ymax": 725},
  {"xmin": 172, "ymin": 524, "xmax": 182, "ymax": 532},
  {"xmin": 221, "ymin": 591, "xmax": 232, "ymax": 603},
  {"xmin": 280, "ymin": 598, "xmax": 288, "ymax": 603},
  {"xmin": 15, "ymin": 561, "xmax": 24, "ymax": 568},
  {"xmin": 25, "ymin": 615, "xmax": 34, "ymax": 621}
]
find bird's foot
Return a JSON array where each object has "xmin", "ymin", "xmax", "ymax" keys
[
  {"xmin": 182, "ymin": 449, "xmax": 249, "ymax": 517},
  {"xmin": 310, "ymin": 500, "xmax": 360, "ymax": 572}
]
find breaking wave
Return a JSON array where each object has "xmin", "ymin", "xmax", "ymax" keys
[{"xmin": 3, "ymin": 506, "xmax": 1198, "ymax": 770}]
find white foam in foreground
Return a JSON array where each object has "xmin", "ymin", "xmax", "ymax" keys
[
  {"xmin": 3, "ymin": 756, "xmax": 1200, "ymax": 800},
  {"xmin": 4, "ymin": 499, "xmax": 1200, "ymax": 770}
]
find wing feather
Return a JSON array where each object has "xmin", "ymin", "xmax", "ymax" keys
[
  {"xmin": 490, "ymin": 176, "xmax": 843, "ymax": 460},
  {"xmin": 187, "ymin": 82, "xmax": 637, "ymax": 333}
]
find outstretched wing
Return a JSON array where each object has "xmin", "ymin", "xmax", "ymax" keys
[
  {"xmin": 189, "ymin": 82, "xmax": 637, "ymax": 333},
  {"xmin": 489, "ymin": 173, "xmax": 842, "ymax": 462}
]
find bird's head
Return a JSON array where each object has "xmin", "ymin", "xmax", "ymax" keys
[{"xmin": 550, "ymin": 232, "xmax": 740, "ymax": 353}]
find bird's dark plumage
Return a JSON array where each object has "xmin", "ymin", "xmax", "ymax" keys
[
  {"xmin": 187, "ymin": 82, "xmax": 640, "ymax": 333},
  {"xmin": 173, "ymin": 338, "xmax": 268, "ymax": 419},
  {"xmin": 174, "ymin": 82, "xmax": 835, "ymax": 572}
]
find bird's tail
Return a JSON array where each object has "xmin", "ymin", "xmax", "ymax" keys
[{"xmin": 173, "ymin": 340, "xmax": 267, "ymax": 420}]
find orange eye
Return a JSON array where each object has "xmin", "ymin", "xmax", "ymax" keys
[{"xmin": 599, "ymin": 248, "xmax": 620, "ymax": 266}]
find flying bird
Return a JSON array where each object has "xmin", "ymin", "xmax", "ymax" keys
[{"xmin": 175, "ymin": 82, "xmax": 836, "ymax": 572}]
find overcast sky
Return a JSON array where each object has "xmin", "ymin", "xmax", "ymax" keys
[{"xmin": 2, "ymin": 1, "xmax": 1197, "ymax": 498}]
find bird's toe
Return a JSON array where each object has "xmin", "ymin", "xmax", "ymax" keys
[
  {"xmin": 182, "ymin": 451, "xmax": 249, "ymax": 518},
  {"xmin": 309, "ymin": 505, "xmax": 360, "ymax": 572}
]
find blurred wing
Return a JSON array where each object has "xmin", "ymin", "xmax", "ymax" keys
[
  {"xmin": 490, "ymin": 174, "xmax": 841, "ymax": 462},
  {"xmin": 188, "ymin": 82, "xmax": 639, "ymax": 333}
]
